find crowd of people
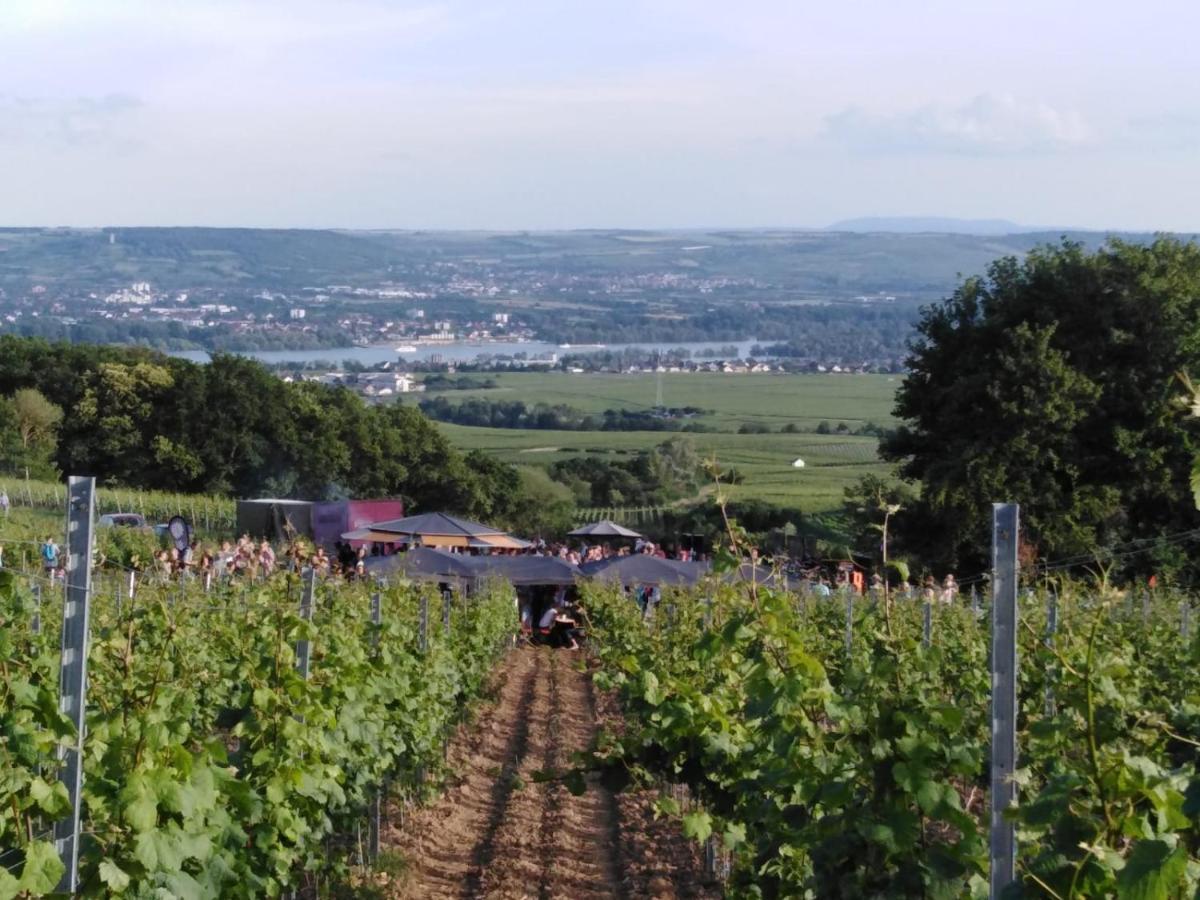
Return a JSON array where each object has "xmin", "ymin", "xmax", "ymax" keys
[
  {"xmin": 8, "ymin": 513, "xmax": 964, "ymax": 616},
  {"xmin": 130, "ymin": 535, "xmax": 378, "ymax": 583}
]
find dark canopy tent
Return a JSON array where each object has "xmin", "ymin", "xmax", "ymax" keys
[
  {"xmin": 471, "ymin": 555, "xmax": 582, "ymax": 586},
  {"xmin": 568, "ymin": 520, "xmax": 643, "ymax": 539},
  {"xmin": 581, "ymin": 555, "xmax": 704, "ymax": 586}
]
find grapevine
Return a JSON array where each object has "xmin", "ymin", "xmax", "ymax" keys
[
  {"xmin": 585, "ymin": 578, "xmax": 1200, "ymax": 898},
  {"xmin": 0, "ymin": 569, "xmax": 514, "ymax": 897}
]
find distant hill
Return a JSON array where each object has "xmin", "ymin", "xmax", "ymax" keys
[
  {"xmin": 828, "ymin": 216, "xmax": 1052, "ymax": 235},
  {"xmin": 0, "ymin": 225, "xmax": 1172, "ymax": 298}
]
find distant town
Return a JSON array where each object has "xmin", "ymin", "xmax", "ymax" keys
[{"xmin": 7, "ymin": 225, "xmax": 1137, "ymax": 374}]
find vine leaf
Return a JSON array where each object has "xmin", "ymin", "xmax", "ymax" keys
[
  {"xmin": 0, "ymin": 867, "xmax": 18, "ymax": 900},
  {"xmin": 99, "ymin": 859, "xmax": 132, "ymax": 893},
  {"xmin": 15, "ymin": 840, "xmax": 63, "ymax": 895},
  {"xmin": 682, "ymin": 810, "xmax": 713, "ymax": 841},
  {"xmin": 1116, "ymin": 840, "xmax": 1187, "ymax": 900},
  {"xmin": 28, "ymin": 775, "xmax": 70, "ymax": 817}
]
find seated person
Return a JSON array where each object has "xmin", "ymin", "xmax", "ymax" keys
[{"xmin": 537, "ymin": 602, "xmax": 583, "ymax": 650}]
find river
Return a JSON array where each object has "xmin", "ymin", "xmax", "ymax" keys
[{"xmin": 171, "ymin": 338, "xmax": 766, "ymax": 366}]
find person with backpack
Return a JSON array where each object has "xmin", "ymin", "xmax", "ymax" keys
[{"xmin": 41, "ymin": 536, "xmax": 59, "ymax": 577}]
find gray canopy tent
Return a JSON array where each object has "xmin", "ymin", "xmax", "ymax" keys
[
  {"xmin": 581, "ymin": 554, "xmax": 704, "ymax": 586},
  {"xmin": 363, "ymin": 547, "xmax": 479, "ymax": 582}
]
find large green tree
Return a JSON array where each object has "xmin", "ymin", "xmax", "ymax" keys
[{"xmin": 883, "ymin": 238, "xmax": 1200, "ymax": 575}]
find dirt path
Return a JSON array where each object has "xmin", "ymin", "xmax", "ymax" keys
[{"xmin": 385, "ymin": 647, "xmax": 716, "ymax": 899}]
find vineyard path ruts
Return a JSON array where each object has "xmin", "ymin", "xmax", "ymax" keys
[{"xmin": 386, "ymin": 646, "xmax": 713, "ymax": 899}]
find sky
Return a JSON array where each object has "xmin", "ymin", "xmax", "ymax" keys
[{"xmin": 1, "ymin": 0, "xmax": 1198, "ymax": 231}]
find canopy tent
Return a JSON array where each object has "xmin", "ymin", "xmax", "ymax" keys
[
  {"xmin": 581, "ymin": 555, "xmax": 704, "ymax": 586},
  {"xmin": 471, "ymin": 555, "xmax": 582, "ymax": 586},
  {"xmin": 363, "ymin": 547, "xmax": 479, "ymax": 581},
  {"xmin": 343, "ymin": 511, "xmax": 515, "ymax": 546},
  {"xmin": 340, "ymin": 528, "xmax": 413, "ymax": 543},
  {"xmin": 568, "ymin": 520, "xmax": 643, "ymax": 539},
  {"xmin": 368, "ymin": 511, "xmax": 505, "ymax": 535},
  {"xmin": 469, "ymin": 534, "xmax": 531, "ymax": 550}
]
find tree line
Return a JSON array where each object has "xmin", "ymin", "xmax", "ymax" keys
[
  {"xmin": 418, "ymin": 395, "xmax": 707, "ymax": 432},
  {"xmin": 0, "ymin": 337, "xmax": 525, "ymax": 521}
]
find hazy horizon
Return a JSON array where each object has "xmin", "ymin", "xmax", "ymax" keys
[
  {"xmin": 0, "ymin": 218, "xmax": 1179, "ymax": 236},
  {"xmin": 3, "ymin": 1, "xmax": 1198, "ymax": 232}
]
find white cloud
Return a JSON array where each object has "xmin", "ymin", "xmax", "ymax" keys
[{"xmin": 823, "ymin": 93, "xmax": 1093, "ymax": 155}]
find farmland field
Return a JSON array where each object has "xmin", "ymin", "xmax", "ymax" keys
[
  {"xmin": 421, "ymin": 371, "xmax": 899, "ymax": 432},
  {"xmin": 426, "ymin": 372, "xmax": 899, "ymax": 511}
]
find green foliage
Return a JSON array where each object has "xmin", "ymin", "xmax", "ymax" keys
[
  {"xmin": 501, "ymin": 467, "xmax": 576, "ymax": 537},
  {"xmin": 584, "ymin": 578, "xmax": 1200, "ymax": 897},
  {"xmin": 547, "ymin": 437, "xmax": 706, "ymax": 508},
  {"xmin": 0, "ymin": 388, "xmax": 61, "ymax": 480},
  {"xmin": 842, "ymin": 473, "xmax": 916, "ymax": 563},
  {"xmin": 0, "ymin": 337, "xmax": 523, "ymax": 517},
  {"xmin": 0, "ymin": 570, "xmax": 514, "ymax": 897},
  {"xmin": 885, "ymin": 238, "xmax": 1200, "ymax": 576}
]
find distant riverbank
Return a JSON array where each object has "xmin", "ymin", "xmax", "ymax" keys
[{"xmin": 171, "ymin": 338, "xmax": 766, "ymax": 366}]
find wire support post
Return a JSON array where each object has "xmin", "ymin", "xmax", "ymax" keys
[
  {"xmin": 1045, "ymin": 589, "xmax": 1058, "ymax": 717},
  {"xmin": 296, "ymin": 566, "xmax": 315, "ymax": 680},
  {"xmin": 990, "ymin": 502, "xmax": 1020, "ymax": 899},
  {"xmin": 844, "ymin": 591, "xmax": 854, "ymax": 655},
  {"xmin": 31, "ymin": 580, "xmax": 42, "ymax": 635},
  {"xmin": 419, "ymin": 594, "xmax": 429, "ymax": 653},
  {"xmin": 54, "ymin": 476, "xmax": 96, "ymax": 894}
]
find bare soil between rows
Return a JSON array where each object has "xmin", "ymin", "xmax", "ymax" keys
[{"xmin": 383, "ymin": 646, "xmax": 718, "ymax": 899}]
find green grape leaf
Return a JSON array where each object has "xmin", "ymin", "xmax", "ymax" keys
[
  {"xmin": 682, "ymin": 810, "xmax": 713, "ymax": 841},
  {"xmin": 17, "ymin": 840, "xmax": 64, "ymax": 895},
  {"xmin": 1116, "ymin": 840, "xmax": 1187, "ymax": 900},
  {"xmin": 0, "ymin": 866, "xmax": 19, "ymax": 900},
  {"xmin": 642, "ymin": 672, "xmax": 662, "ymax": 707},
  {"xmin": 123, "ymin": 789, "xmax": 158, "ymax": 832},
  {"xmin": 99, "ymin": 859, "xmax": 132, "ymax": 892},
  {"xmin": 28, "ymin": 776, "xmax": 71, "ymax": 817},
  {"xmin": 165, "ymin": 870, "xmax": 205, "ymax": 900},
  {"xmin": 722, "ymin": 821, "xmax": 747, "ymax": 849}
]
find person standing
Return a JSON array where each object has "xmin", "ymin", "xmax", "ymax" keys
[
  {"xmin": 940, "ymin": 574, "xmax": 959, "ymax": 605},
  {"xmin": 0, "ymin": 488, "xmax": 9, "ymax": 517},
  {"xmin": 40, "ymin": 536, "xmax": 59, "ymax": 579}
]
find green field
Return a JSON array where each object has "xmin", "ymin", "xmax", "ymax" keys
[
  {"xmin": 427, "ymin": 373, "xmax": 899, "ymax": 511},
  {"xmin": 421, "ymin": 371, "xmax": 900, "ymax": 432}
]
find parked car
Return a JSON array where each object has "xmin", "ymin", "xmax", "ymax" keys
[{"xmin": 98, "ymin": 513, "xmax": 147, "ymax": 529}]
